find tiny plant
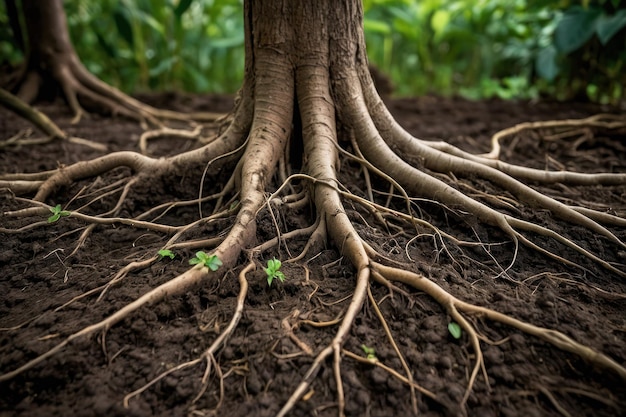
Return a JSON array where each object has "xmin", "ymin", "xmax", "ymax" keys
[
  {"xmin": 264, "ymin": 258, "xmax": 285, "ymax": 286},
  {"xmin": 448, "ymin": 322, "xmax": 462, "ymax": 339},
  {"xmin": 47, "ymin": 204, "xmax": 71, "ymax": 223},
  {"xmin": 158, "ymin": 249, "xmax": 175, "ymax": 260},
  {"xmin": 189, "ymin": 251, "xmax": 222, "ymax": 271},
  {"xmin": 361, "ymin": 344, "xmax": 377, "ymax": 361}
]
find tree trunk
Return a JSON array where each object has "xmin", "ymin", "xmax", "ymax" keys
[
  {"xmin": 22, "ymin": 0, "xmax": 75, "ymax": 66},
  {"xmin": 241, "ymin": 0, "xmax": 378, "ymax": 265},
  {"xmin": 244, "ymin": 0, "xmax": 372, "ymax": 123},
  {"xmin": 6, "ymin": 0, "xmax": 207, "ymax": 122},
  {"xmin": 14, "ymin": 0, "xmax": 77, "ymax": 102}
]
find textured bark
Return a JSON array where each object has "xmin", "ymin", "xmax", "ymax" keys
[
  {"xmin": 14, "ymin": 0, "xmax": 77, "ymax": 102},
  {"xmin": 22, "ymin": 0, "xmax": 74, "ymax": 64},
  {"xmin": 245, "ymin": 0, "xmax": 368, "ymax": 119},
  {"xmin": 244, "ymin": 0, "xmax": 374, "ymax": 260},
  {"xmin": 7, "ymin": 0, "xmax": 217, "ymax": 122}
]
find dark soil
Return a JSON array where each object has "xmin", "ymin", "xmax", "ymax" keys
[{"xmin": 1, "ymin": 94, "xmax": 625, "ymax": 417}]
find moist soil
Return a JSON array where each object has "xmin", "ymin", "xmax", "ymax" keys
[{"xmin": 1, "ymin": 93, "xmax": 625, "ymax": 417}]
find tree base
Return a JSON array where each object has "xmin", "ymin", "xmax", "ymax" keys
[{"xmin": 8, "ymin": 55, "xmax": 222, "ymax": 125}]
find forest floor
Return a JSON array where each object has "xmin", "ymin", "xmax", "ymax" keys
[{"xmin": 1, "ymin": 93, "xmax": 625, "ymax": 417}]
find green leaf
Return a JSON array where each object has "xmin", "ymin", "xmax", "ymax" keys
[
  {"xmin": 229, "ymin": 200, "xmax": 240, "ymax": 211},
  {"xmin": 265, "ymin": 258, "xmax": 286, "ymax": 286},
  {"xmin": 158, "ymin": 249, "xmax": 175, "ymax": 259},
  {"xmin": 206, "ymin": 255, "xmax": 223, "ymax": 271},
  {"xmin": 182, "ymin": 64, "xmax": 210, "ymax": 92},
  {"xmin": 431, "ymin": 10, "xmax": 451, "ymax": 39},
  {"xmin": 363, "ymin": 19, "xmax": 392, "ymax": 35},
  {"xmin": 361, "ymin": 344, "xmax": 377, "ymax": 360},
  {"xmin": 448, "ymin": 322, "xmax": 462, "ymax": 339},
  {"xmin": 554, "ymin": 6, "xmax": 601, "ymax": 54},
  {"xmin": 596, "ymin": 10, "xmax": 626, "ymax": 45},
  {"xmin": 93, "ymin": 29, "xmax": 118, "ymax": 59},
  {"xmin": 268, "ymin": 258, "xmax": 281, "ymax": 272},
  {"xmin": 47, "ymin": 204, "xmax": 70, "ymax": 223},
  {"xmin": 535, "ymin": 45, "xmax": 559, "ymax": 81},
  {"xmin": 189, "ymin": 251, "xmax": 221, "ymax": 271},
  {"xmin": 208, "ymin": 35, "xmax": 245, "ymax": 49},
  {"xmin": 136, "ymin": 10, "xmax": 165, "ymax": 35},
  {"xmin": 149, "ymin": 56, "xmax": 178, "ymax": 77},
  {"xmin": 174, "ymin": 0, "xmax": 193, "ymax": 19},
  {"xmin": 189, "ymin": 251, "xmax": 207, "ymax": 265},
  {"xmin": 113, "ymin": 8, "xmax": 134, "ymax": 48}
]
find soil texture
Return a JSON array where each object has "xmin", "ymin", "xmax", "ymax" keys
[{"xmin": 1, "ymin": 94, "xmax": 625, "ymax": 417}]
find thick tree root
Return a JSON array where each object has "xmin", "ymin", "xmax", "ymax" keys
[
  {"xmin": 122, "ymin": 262, "xmax": 252, "ymax": 409},
  {"xmin": 483, "ymin": 114, "xmax": 626, "ymax": 160},
  {"xmin": 13, "ymin": 58, "xmax": 223, "ymax": 126},
  {"xmin": 0, "ymin": 87, "xmax": 106, "ymax": 151},
  {"xmin": 2, "ymin": 111, "xmax": 625, "ymax": 415}
]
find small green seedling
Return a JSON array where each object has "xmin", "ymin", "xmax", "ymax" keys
[
  {"xmin": 264, "ymin": 258, "xmax": 285, "ymax": 286},
  {"xmin": 47, "ymin": 204, "xmax": 70, "ymax": 223},
  {"xmin": 158, "ymin": 249, "xmax": 175, "ymax": 260},
  {"xmin": 448, "ymin": 322, "xmax": 462, "ymax": 339},
  {"xmin": 361, "ymin": 344, "xmax": 377, "ymax": 361},
  {"xmin": 189, "ymin": 251, "xmax": 222, "ymax": 271}
]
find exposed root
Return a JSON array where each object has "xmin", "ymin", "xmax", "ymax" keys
[
  {"xmin": 2, "ymin": 79, "xmax": 625, "ymax": 417},
  {"xmin": 122, "ymin": 262, "xmax": 251, "ymax": 409},
  {"xmin": 352, "ymin": 70, "xmax": 626, "ymax": 277},
  {"xmin": 371, "ymin": 262, "xmax": 626, "ymax": 381},
  {"xmin": 483, "ymin": 114, "xmax": 626, "ymax": 160},
  {"xmin": 367, "ymin": 284, "xmax": 418, "ymax": 414},
  {"xmin": 12, "ymin": 53, "xmax": 222, "ymax": 126},
  {"xmin": 139, "ymin": 125, "xmax": 203, "ymax": 154},
  {"xmin": 0, "ymin": 87, "xmax": 106, "ymax": 151},
  {"xmin": 536, "ymin": 384, "xmax": 573, "ymax": 417},
  {"xmin": 346, "ymin": 348, "xmax": 438, "ymax": 396}
]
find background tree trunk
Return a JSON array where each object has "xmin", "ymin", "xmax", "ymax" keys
[
  {"xmin": 14, "ymin": 0, "xmax": 76, "ymax": 102},
  {"xmin": 3, "ymin": 0, "xmax": 208, "ymax": 122}
]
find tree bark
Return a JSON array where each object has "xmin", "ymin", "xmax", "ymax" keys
[
  {"xmin": 22, "ymin": 0, "xmax": 75, "ymax": 64},
  {"xmin": 13, "ymin": 0, "xmax": 78, "ymax": 102},
  {"xmin": 6, "ymin": 0, "xmax": 212, "ymax": 122},
  {"xmin": 245, "ymin": 0, "xmax": 370, "ymax": 108}
]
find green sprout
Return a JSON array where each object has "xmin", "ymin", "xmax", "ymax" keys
[
  {"xmin": 361, "ymin": 344, "xmax": 377, "ymax": 361},
  {"xmin": 189, "ymin": 251, "xmax": 222, "ymax": 271},
  {"xmin": 158, "ymin": 249, "xmax": 175, "ymax": 260},
  {"xmin": 264, "ymin": 258, "xmax": 285, "ymax": 286},
  {"xmin": 47, "ymin": 204, "xmax": 71, "ymax": 223},
  {"xmin": 448, "ymin": 322, "xmax": 462, "ymax": 339}
]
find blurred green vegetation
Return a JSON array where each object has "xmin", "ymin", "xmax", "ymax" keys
[
  {"xmin": 364, "ymin": 0, "xmax": 625, "ymax": 102},
  {"xmin": 0, "ymin": 0, "xmax": 624, "ymax": 103}
]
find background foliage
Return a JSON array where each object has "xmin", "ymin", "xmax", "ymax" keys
[
  {"xmin": 1, "ymin": 0, "xmax": 624, "ymax": 103},
  {"xmin": 363, "ymin": 0, "xmax": 625, "ymax": 102}
]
